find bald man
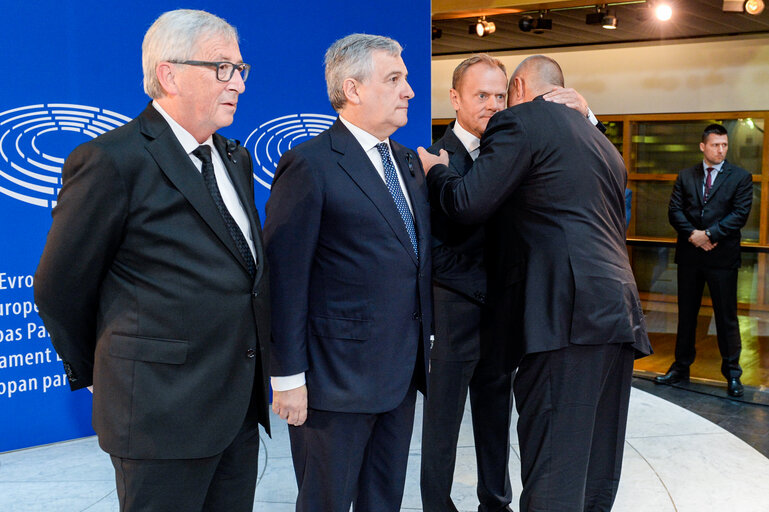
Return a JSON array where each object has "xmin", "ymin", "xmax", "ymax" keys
[{"xmin": 420, "ymin": 55, "xmax": 651, "ymax": 511}]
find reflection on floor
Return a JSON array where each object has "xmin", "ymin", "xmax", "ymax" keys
[
  {"xmin": 1, "ymin": 384, "xmax": 768, "ymax": 511},
  {"xmin": 634, "ymin": 301, "xmax": 769, "ymax": 388}
]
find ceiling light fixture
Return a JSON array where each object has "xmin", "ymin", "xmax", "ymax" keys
[
  {"xmin": 745, "ymin": 0, "xmax": 765, "ymax": 14},
  {"xmin": 534, "ymin": 11, "xmax": 553, "ymax": 34},
  {"xmin": 473, "ymin": 16, "xmax": 496, "ymax": 37},
  {"xmin": 519, "ymin": 15, "xmax": 535, "ymax": 32},
  {"xmin": 602, "ymin": 10, "xmax": 618, "ymax": 29},
  {"xmin": 655, "ymin": 3, "xmax": 673, "ymax": 20}
]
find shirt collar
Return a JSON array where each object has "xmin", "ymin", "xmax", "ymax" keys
[
  {"xmin": 452, "ymin": 119, "xmax": 481, "ymax": 154},
  {"xmin": 339, "ymin": 115, "xmax": 390, "ymax": 153},
  {"xmin": 152, "ymin": 100, "xmax": 214, "ymax": 154},
  {"xmin": 703, "ymin": 160, "xmax": 725, "ymax": 173}
]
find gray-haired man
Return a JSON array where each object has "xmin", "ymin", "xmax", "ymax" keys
[
  {"xmin": 35, "ymin": 9, "xmax": 270, "ymax": 511},
  {"xmin": 265, "ymin": 33, "xmax": 432, "ymax": 511}
]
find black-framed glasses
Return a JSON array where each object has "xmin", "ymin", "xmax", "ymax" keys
[{"xmin": 169, "ymin": 60, "xmax": 251, "ymax": 83}]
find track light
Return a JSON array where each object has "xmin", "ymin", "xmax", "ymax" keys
[
  {"xmin": 533, "ymin": 11, "xmax": 553, "ymax": 34},
  {"xmin": 472, "ymin": 16, "xmax": 496, "ymax": 37},
  {"xmin": 602, "ymin": 10, "xmax": 618, "ymax": 29},
  {"xmin": 519, "ymin": 15, "xmax": 535, "ymax": 32},
  {"xmin": 586, "ymin": 5, "xmax": 607, "ymax": 25},
  {"xmin": 745, "ymin": 0, "xmax": 765, "ymax": 14},
  {"xmin": 520, "ymin": 12, "xmax": 552, "ymax": 33},
  {"xmin": 654, "ymin": 3, "xmax": 673, "ymax": 20},
  {"xmin": 586, "ymin": 5, "xmax": 617, "ymax": 29}
]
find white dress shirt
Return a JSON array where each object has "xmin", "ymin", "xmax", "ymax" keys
[
  {"xmin": 271, "ymin": 116, "xmax": 415, "ymax": 392},
  {"xmin": 703, "ymin": 161, "xmax": 724, "ymax": 195},
  {"xmin": 452, "ymin": 120, "xmax": 481, "ymax": 161},
  {"xmin": 152, "ymin": 101, "xmax": 255, "ymax": 260}
]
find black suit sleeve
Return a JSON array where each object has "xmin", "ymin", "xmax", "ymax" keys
[
  {"xmin": 34, "ymin": 144, "xmax": 129, "ymax": 389},
  {"xmin": 427, "ymin": 109, "xmax": 532, "ymax": 225},
  {"xmin": 707, "ymin": 171, "xmax": 753, "ymax": 243},
  {"xmin": 668, "ymin": 174, "xmax": 696, "ymax": 236},
  {"xmin": 263, "ymin": 150, "xmax": 322, "ymax": 377}
]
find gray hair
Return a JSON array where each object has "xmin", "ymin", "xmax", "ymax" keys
[
  {"xmin": 324, "ymin": 33, "xmax": 402, "ymax": 112},
  {"xmin": 142, "ymin": 9, "xmax": 238, "ymax": 99}
]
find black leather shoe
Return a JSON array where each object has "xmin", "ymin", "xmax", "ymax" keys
[
  {"xmin": 655, "ymin": 368, "xmax": 689, "ymax": 385},
  {"xmin": 727, "ymin": 378, "xmax": 744, "ymax": 397}
]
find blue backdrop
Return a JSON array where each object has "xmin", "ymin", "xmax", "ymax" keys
[{"xmin": 0, "ymin": 1, "xmax": 430, "ymax": 453}]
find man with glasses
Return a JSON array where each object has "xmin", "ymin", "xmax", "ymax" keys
[{"xmin": 35, "ymin": 9, "xmax": 270, "ymax": 511}]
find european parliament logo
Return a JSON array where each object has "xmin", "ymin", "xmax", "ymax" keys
[
  {"xmin": 0, "ymin": 107, "xmax": 334, "ymax": 207},
  {"xmin": 0, "ymin": 104, "xmax": 130, "ymax": 208},
  {"xmin": 245, "ymin": 113, "xmax": 335, "ymax": 190}
]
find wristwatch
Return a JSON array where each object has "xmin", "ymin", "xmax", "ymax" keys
[{"xmin": 705, "ymin": 229, "xmax": 712, "ymax": 239}]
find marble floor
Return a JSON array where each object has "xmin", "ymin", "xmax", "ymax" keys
[{"xmin": 1, "ymin": 386, "xmax": 768, "ymax": 511}]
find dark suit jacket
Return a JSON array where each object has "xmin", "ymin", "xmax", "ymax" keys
[
  {"xmin": 34, "ymin": 103, "xmax": 271, "ymax": 460},
  {"xmin": 264, "ymin": 119, "xmax": 432, "ymax": 413},
  {"xmin": 668, "ymin": 161, "xmax": 752, "ymax": 269},
  {"xmin": 428, "ymin": 124, "xmax": 523, "ymax": 366},
  {"xmin": 427, "ymin": 97, "xmax": 651, "ymax": 358}
]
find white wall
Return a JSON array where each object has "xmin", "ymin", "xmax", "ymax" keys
[{"xmin": 431, "ymin": 35, "xmax": 769, "ymax": 117}]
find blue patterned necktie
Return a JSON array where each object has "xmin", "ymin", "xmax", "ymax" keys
[
  {"xmin": 192, "ymin": 145, "xmax": 256, "ymax": 278},
  {"xmin": 375, "ymin": 142, "xmax": 418, "ymax": 257}
]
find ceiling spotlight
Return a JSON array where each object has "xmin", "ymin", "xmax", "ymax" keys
[
  {"xmin": 745, "ymin": 0, "xmax": 765, "ymax": 14},
  {"xmin": 533, "ymin": 11, "xmax": 553, "ymax": 34},
  {"xmin": 474, "ymin": 16, "xmax": 496, "ymax": 37},
  {"xmin": 519, "ymin": 15, "xmax": 535, "ymax": 32},
  {"xmin": 586, "ymin": 5, "xmax": 608, "ymax": 25},
  {"xmin": 602, "ymin": 11, "xmax": 618, "ymax": 29},
  {"xmin": 655, "ymin": 3, "xmax": 673, "ymax": 20}
]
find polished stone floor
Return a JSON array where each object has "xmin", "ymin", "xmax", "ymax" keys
[{"xmin": 2, "ymin": 382, "xmax": 769, "ymax": 511}]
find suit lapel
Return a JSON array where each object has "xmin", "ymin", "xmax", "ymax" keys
[
  {"xmin": 139, "ymin": 105, "xmax": 247, "ymax": 274},
  {"xmin": 706, "ymin": 162, "xmax": 732, "ymax": 202},
  {"xmin": 442, "ymin": 126, "xmax": 473, "ymax": 176},
  {"xmin": 693, "ymin": 165, "xmax": 705, "ymax": 206},
  {"xmin": 330, "ymin": 121, "xmax": 418, "ymax": 266}
]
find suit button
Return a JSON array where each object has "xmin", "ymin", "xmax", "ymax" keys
[
  {"xmin": 413, "ymin": 312, "xmax": 421, "ymax": 320},
  {"xmin": 246, "ymin": 349, "xmax": 256, "ymax": 358},
  {"xmin": 251, "ymin": 291, "xmax": 259, "ymax": 298}
]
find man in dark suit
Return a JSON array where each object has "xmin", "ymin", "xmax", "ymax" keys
[
  {"xmin": 658, "ymin": 124, "xmax": 753, "ymax": 397},
  {"xmin": 263, "ymin": 34, "xmax": 432, "ymax": 512},
  {"xmin": 420, "ymin": 55, "xmax": 651, "ymax": 511},
  {"xmin": 422, "ymin": 54, "xmax": 595, "ymax": 512},
  {"xmin": 34, "ymin": 10, "xmax": 270, "ymax": 511}
]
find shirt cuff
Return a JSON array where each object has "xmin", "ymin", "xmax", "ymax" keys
[
  {"xmin": 271, "ymin": 373, "xmax": 306, "ymax": 391},
  {"xmin": 587, "ymin": 108, "xmax": 599, "ymax": 126}
]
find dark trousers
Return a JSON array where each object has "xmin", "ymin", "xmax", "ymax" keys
[
  {"xmin": 420, "ymin": 357, "xmax": 514, "ymax": 512},
  {"xmin": 110, "ymin": 419, "xmax": 260, "ymax": 512},
  {"xmin": 673, "ymin": 265, "xmax": 742, "ymax": 379},
  {"xmin": 289, "ymin": 384, "xmax": 417, "ymax": 512},
  {"xmin": 514, "ymin": 343, "xmax": 635, "ymax": 512}
]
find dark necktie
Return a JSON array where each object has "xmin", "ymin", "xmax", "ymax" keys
[
  {"xmin": 704, "ymin": 167, "xmax": 714, "ymax": 202},
  {"xmin": 375, "ymin": 143, "xmax": 418, "ymax": 257},
  {"xmin": 192, "ymin": 145, "xmax": 256, "ymax": 278}
]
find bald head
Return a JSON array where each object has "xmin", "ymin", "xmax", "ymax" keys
[{"xmin": 507, "ymin": 55, "xmax": 564, "ymax": 106}]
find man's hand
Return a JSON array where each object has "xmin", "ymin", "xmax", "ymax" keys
[
  {"xmin": 689, "ymin": 229, "xmax": 718, "ymax": 251},
  {"xmin": 543, "ymin": 87, "xmax": 589, "ymax": 117},
  {"xmin": 272, "ymin": 385, "xmax": 308, "ymax": 426},
  {"xmin": 417, "ymin": 147, "xmax": 448, "ymax": 175}
]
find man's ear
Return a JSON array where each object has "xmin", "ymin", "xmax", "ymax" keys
[
  {"xmin": 156, "ymin": 62, "xmax": 179, "ymax": 96},
  {"xmin": 342, "ymin": 78, "xmax": 362, "ymax": 106},
  {"xmin": 449, "ymin": 88, "xmax": 461, "ymax": 112}
]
